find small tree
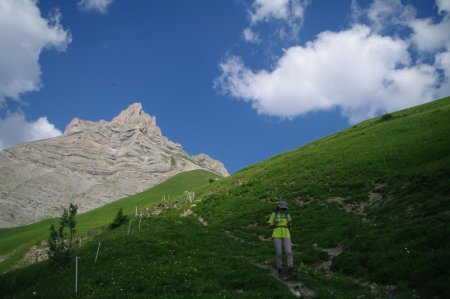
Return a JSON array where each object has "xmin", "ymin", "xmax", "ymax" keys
[
  {"xmin": 68, "ymin": 203, "xmax": 78, "ymax": 247},
  {"xmin": 48, "ymin": 203, "xmax": 78, "ymax": 265},
  {"xmin": 109, "ymin": 207, "xmax": 129, "ymax": 229}
]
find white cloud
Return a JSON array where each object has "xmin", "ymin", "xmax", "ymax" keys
[
  {"xmin": 78, "ymin": 0, "xmax": 113, "ymax": 14},
  {"xmin": 216, "ymin": 25, "xmax": 439, "ymax": 123},
  {"xmin": 410, "ymin": 17, "xmax": 450, "ymax": 53},
  {"xmin": 250, "ymin": 0, "xmax": 291, "ymax": 23},
  {"xmin": 350, "ymin": 0, "xmax": 364, "ymax": 22},
  {"xmin": 407, "ymin": 1, "xmax": 450, "ymax": 96},
  {"xmin": 0, "ymin": 0, "xmax": 71, "ymax": 104},
  {"xmin": 0, "ymin": 112, "xmax": 62, "ymax": 150},
  {"xmin": 0, "ymin": 1, "xmax": 68, "ymax": 149},
  {"xmin": 245, "ymin": 0, "xmax": 309, "ymax": 42},
  {"xmin": 435, "ymin": 51, "xmax": 450, "ymax": 96},
  {"xmin": 437, "ymin": 0, "xmax": 450, "ymax": 14},
  {"xmin": 367, "ymin": 0, "xmax": 416, "ymax": 32},
  {"xmin": 242, "ymin": 28, "xmax": 261, "ymax": 44}
]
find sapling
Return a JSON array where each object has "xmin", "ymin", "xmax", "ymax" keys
[
  {"xmin": 48, "ymin": 203, "xmax": 78, "ymax": 265},
  {"xmin": 68, "ymin": 203, "xmax": 78, "ymax": 247}
]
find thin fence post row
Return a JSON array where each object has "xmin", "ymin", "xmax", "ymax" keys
[
  {"xmin": 95, "ymin": 242, "xmax": 101, "ymax": 263},
  {"xmin": 127, "ymin": 217, "xmax": 133, "ymax": 235},
  {"xmin": 75, "ymin": 256, "xmax": 80, "ymax": 293}
]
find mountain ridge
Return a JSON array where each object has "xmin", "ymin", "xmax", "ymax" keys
[{"xmin": 0, "ymin": 103, "xmax": 228, "ymax": 228}]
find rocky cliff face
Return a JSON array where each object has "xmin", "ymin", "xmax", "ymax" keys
[{"xmin": 0, "ymin": 103, "xmax": 229, "ymax": 227}]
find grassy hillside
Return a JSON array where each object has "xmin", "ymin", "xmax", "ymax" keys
[
  {"xmin": 1, "ymin": 97, "xmax": 449, "ymax": 298},
  {"xmin": 192, "ymin": 97, "xmax": 450, "ymax": 298},
  {"xmin": 0, "ymin": 169, "xmax": 220, "ymax": 272}
]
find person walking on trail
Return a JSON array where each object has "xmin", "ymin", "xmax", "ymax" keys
[{"xmin": 267, "ymin": 200, "xmax": 297, "ymax": 279}]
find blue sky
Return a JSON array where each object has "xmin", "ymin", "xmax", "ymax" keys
[{"xmin": 0, "ymin": 0, "xmax": 449, "ymax": 174}]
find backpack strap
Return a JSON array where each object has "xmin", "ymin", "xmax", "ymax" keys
[{"xmin": 274, "ymin": 211, "xmax": 289, "ymax": 223}]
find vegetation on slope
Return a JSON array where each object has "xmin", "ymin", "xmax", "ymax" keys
[
  {"xmin": 1, "ymin": 98, "xmax": 449, "ymax": 298},
  {"xmin": 192, "ymin": 97, "xmax": 450, "ymax": 298},
  {"xmin": 0, "ymin": 169, "xmax": 220, "ymax": 272}
]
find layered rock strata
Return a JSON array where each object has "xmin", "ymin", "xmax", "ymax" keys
[{"xmin": 0, "ymin": 103, "xmax": 228, "ymax": 227}]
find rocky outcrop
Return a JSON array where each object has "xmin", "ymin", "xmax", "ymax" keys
[
  {"xmin": 192, "ymin": 154, "xmax": 229, "ymax": 177},
  {"xmin": 0, "ymin": 103, "xmax": 228, "ymax": 227}
]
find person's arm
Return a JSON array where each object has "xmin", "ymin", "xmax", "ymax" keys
[{"xmin": 267, "ymin": 213, "xmax": 277, "ymax": 228}]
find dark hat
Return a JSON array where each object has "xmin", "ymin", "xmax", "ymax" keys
[{"xmin": 277, "ymin": 200, "xmax": 288, "ymax": 209}]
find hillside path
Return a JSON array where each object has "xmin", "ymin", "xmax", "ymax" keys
[{"xmin": 254, "ymin": 263, "xmax": 315, "ymax": 298}]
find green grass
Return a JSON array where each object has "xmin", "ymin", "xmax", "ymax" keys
[
  {"xmin": 0, "ymin": 169, "xmax": 220, "ymax": 272},
  {"xmin": 192, "ymin": 97, "xmax": 450, "ymax": 298},
  {"xmin": 0, "ymin": 213, "xmax": 297, "ymax": 298},
  {"xmin": 1, "ymin": 97, "xmax": 449, "ymax": 298}
]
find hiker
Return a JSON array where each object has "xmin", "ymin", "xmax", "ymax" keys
[{"xmin": 267, "ymin": 200, "xmax": 297, "ymax": 279}]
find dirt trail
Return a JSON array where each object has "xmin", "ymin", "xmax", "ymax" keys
[
  {"xmin": 254, "ymin": 263, "xmax": 316, "ymax": 298},
  {"xmin": 221, "ymin": 229, "xmax": 315, "ymax": 297},
  {"xmin": 179, "ymin": 208, "xmax": 208, "ymax": 226}
]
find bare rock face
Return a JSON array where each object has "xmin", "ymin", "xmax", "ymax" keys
[{"xmin": 0, "ymin": 103, "xmax": 229, "ymax": 227}]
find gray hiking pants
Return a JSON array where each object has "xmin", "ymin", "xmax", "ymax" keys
[{"xmin": 273, "ymin": 238, "xmax": 293, "ymax": 269}]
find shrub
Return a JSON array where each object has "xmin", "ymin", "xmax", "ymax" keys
[
  {"xmin": 381, "ymin": 113, "xmax": 393, "ymax": 121},
  {"xmin": 109, "ymin": 207, "xmax": 129, "ymax": 229}
]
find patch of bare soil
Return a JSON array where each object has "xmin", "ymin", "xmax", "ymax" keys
[
  {"xmin": 179, "ymin": 208, "xmax": 208, "ymax": 226},
  {"xmin": 180, "ymin": 209, "xmax": 194, "ymax": 217},
  {"xmin": 326, "ymin": 189, "xmax": 391, "ymax": 215},
  {"xmin": 313, "ymin": 244, "xmax": 344, "ymax": 277},
  {"xmin": 13, "ymin": 241, "xmax": 48, "ymax": 269}
]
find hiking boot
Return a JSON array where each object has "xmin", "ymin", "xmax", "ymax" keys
[
  {"xmin": 277, "ymin": 268, "xmax": 284, "ymax": 278},
  {"xmin": 288, "ymin": 267, "xmax": 298, "ymax": 279}
]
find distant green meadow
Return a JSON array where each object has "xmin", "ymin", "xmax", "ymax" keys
[
  {"xmin": 0, "ymin": 169, "xmax": 220, "ymax": 272},
  {"xmin": 1, "ymin": 97, "xmax": 449, "ymax": 298}
]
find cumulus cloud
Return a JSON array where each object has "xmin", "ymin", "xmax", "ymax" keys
[
  {"xmin": 0, "ymin": 112, "xmax": 62, "ymax": 150},
  {"xmin": 409, "ymin": 14, "xmax": 450, "ymax": 53},
  {"xmin": 216, "ymin": 25, "xmax": 439, "ymax": 123},
  {"xmin": 217, "ymin": 0, "xmax": 450, "ymax": 124},
  {"xmin": 78, "ymin": 0, "xmax": 113, "ymax": 14},
  {"xmin": 408, "ymin": 0, "xmax": 450, "ymax": 97},
  {"xmin": 0, "ymin": 0, "xmax": 68, "ymax": 149},
  {"xmin": 0, "ymin": 0, "xmax": 71, "ymax": 104}
]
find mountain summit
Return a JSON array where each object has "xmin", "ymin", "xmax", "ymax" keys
[{"xmin": 0, "ymin": 103, "xmax": 228, "ymax": 227}]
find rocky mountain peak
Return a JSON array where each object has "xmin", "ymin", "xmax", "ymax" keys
[
  {"xmin": 64, "ymin": 103, "xmax": 160, "ymax": 136},
  {"xmin": 111, "ymin": 103, "xmax": 154, "ymax": 126}
]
